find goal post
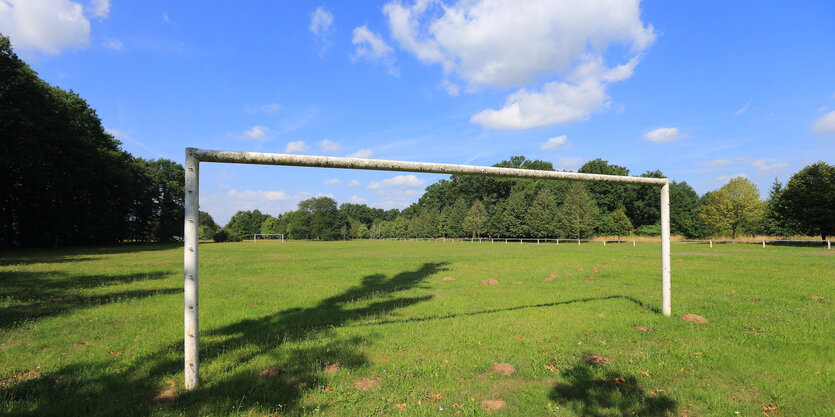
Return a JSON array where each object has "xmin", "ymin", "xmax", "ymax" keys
[
  {"xmin": 183, "ymin": 147, "xmax": 671, "ymax": 390},
  {"xmin": 253, "ymin": 233, "xmax": 284, "ymax": 243}
]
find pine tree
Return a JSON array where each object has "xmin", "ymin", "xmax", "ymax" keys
[
  {"xmin": 527, "ymin": 188, "xmax": 557, "ymax": 237},
  {"xmin": 463, "ymin": 200, "xmax": 487, "ymax": 238},
  {"xmin": 557, "ymin": 183, "xmax": 599, "ymax": 239}
]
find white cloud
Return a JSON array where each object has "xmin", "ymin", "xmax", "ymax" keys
[
  {"xmin": 348, "ymin": 195, "xmax": 368, "ymax": 204},
  {"xmin": 104, "ymin": 39, "xmax": 123, "ymax": 50},
  {"xmin": 318, "ymin": 139, "xmax": 342, "ymax": 153},
  {"xmin": 347, "ymin": 179, "xmax": 361, "ymax": 187},
  {"xmin": 309, "ymin": 6, "xmax": 334, "ymax": 55},
  {"xmin": 812, "ymin": 109, "xmax": 835, "ymax": 136},
  {"xmin": 472, "ymin": 80, "xmax": 607, "ymax": 129},
  {"xmin": 245, "ymin": 103, "xmax": 281, "ymax": 114},
  {"xmin": 347, "ymin": 148, "xmax": 374, "ymax": 158},
  {"xmin": 217, "ymin": 182, "xmax": 231, "ymax": 189},
  {"xmin": 106, "ymin": 127, "xmax": 157, "ymax": 155},
  {"xmin": 540, "ymin": 135, "xmax": 569, "ymax": 151},
  {"xmin": 556, "ymin": 157, "xmax": 584, "ymax": 171},
  {"xmin": 0, "ymin": 0, "xmax": 91, "ymax": 54},
  {"xmin": 89, "ymin": 0, "xmax": 109, "ymax": 19},
  {"xmin": 352, "ymin": 25, "xmax": 398, "ymax": 76},
  {"xmin": 734, "ymin": 100, "xmax": 751, "ymax": 116},
  {"xmin": 324, "ymin": 178, "xmax": 343, "ymax": 185},
  {"xmin": 238, "ymin": 125, "xmax": 270, "ymax": 141},
  {"xmin": 752, "ymin": 160, "xmax": 789, "ymax": 172},
  {"xmin": 202, "ymin": 188, "xmax": 326, "ymax": 225},
  {"xmin": 367, "ymin": 174, "xmax": 425, "ymax": 190},
  {"xmin": 284, "ymin": 140, "xmax": 310, "ymax": 153},
  {"xmin": 162, "ymin": 11, "xmax": 171, "ymax": 23},
  {"xmin": 383, "ymin": 0, "xmax": 654, "ymax": 129},
  {"xmin": 714, "ymin": 174, "xmax": 747, "ymax": 185},
  {"xmin": 440, "ymin": 79, "xmax": 460, "ymax": 96},
  {"xmin": 643, "ymin": 127, "xmax": 686, "ymax": 143}
]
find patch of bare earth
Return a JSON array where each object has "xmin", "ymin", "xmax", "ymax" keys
[
  {"xmin": 442, "ymin": 276, "xmax": 455, "ymax": 281},
  {"xmin": 259, "ymin": 366, "xmax": 286, "ymax": 378},
  {"xmin": 481, "ymin": 399, "xmax": 507, "ymax": 411},
  {"xmin": 323, "ymin": 364, "xmax": 340, "ymax": 374},
  {"xmin": 563, "ymin": 273, "xmax": 573, "ymax": 277},
  {"xmin": 586, "ymin": 354, "xmax": 610, "ymax": 366},
  {"xmin": 151, "ymin": 380, "xmax": 178, "ymax": 405},
  {"xmin": 810, "ymin": 295, "xmax": 824, "ymax": 301},
  {"xmin": 0, "ymin": 369, "xmax": 41, "ymax": 387},
  {"xmin": 549, "ymin": 274, "xmax": 558, "ymax": 279},
  {"xmin": 512, "ymin": 281, "xmax": 522, "ymax": 285},
  {"xmin": 633, "ymin": 326, "xmax": 650, "ymax": 332},
  {"xmin": 681, "ymin": 314, "xmax": 708, "ymax": 323},
  {"xmin": 246, "ymin": 302, "xmax": 258, "ymax": 306},
  {"xmin": 71, "ymin": 341, "xmax": 91, "ymax": 349},
  {"xmin": 490, "ymin": 363, "xmax": 515, "ymax": 376},
  {"xmin": 352, "ymin": 378, "xmax": 379, "ymax": 391},
  {"xmin": 480, "ymin": 279, "xmax": 500, "ymax": 286},
  {"xmin": 583, "ymin": 276, "xmax": 594, "ymax": 280},
  {"xmin": 543, "ymin": 277, "xmax": 554, "ymax": 282}
]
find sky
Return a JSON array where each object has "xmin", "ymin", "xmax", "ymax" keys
[{"xmin": 2, "ymin": 0, "xmax": 834, "ymax": 225}]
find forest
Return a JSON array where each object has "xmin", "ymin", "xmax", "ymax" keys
[{"xmin": 2, "ymin": 35, "xmax": 833, "ymax": 248}]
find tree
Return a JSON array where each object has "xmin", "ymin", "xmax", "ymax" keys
[
  {"xmin": 699, "ymin": 177, "xmax": 764, "ymax": 239},
  {"xmin": 503, "ymin": 185, "xmax": 532, "ymax": 237},
  {"xmin": 198, "ymin": 211, "xmax": 220, "ymax": 240},
  {"xmin": 444, "ymin": 197, "xmax": 469, "ymax": 237},
  {"xmin": 463, "ymin": 200, "xmax": 487, "ymax": 238},
  {"xmin": 557, "ymin": 183, "xmax": 599, "ymax": 239},
  {"xmin": 758, "ymin": 178, "xmax": 792, "ymax": 237},
  {"xmin": 611, "ymin": 209, "xmax": 633, "ymax": 240},
  {"xmin": 669, "ymin": 181, "xmax": 707, "ymax": 238},
  {"xmin": 299, "ymin": 196, "xmax": 339, "ymax": 240},
  {"xmin": 225, "ymin": 210, "xmax": 270, "ymax": 238},
  {"xmin": 578, "ymin": 159, "xmax": 630, "ymax": 215},
  {"xmin": 527, "ymin": 188, "xmax": 557, "ymax": 237},
  {"xmin": 260, "ymin": 216, "xmax": 279, "ymax": 235},
  {"xmin": 778, "ymin": 162, "xmax": 835, "ymax": 241}
]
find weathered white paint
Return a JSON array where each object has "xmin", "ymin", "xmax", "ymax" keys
[
  {"xmin": 661, "ymin": 182, "xmax": 671, "ymax": 317},
  {"xmin": 183, "ymin": 149, "xmax": 199, "ymax": 390},
  {"xmin": 183, "ymin": 148, "xmax": 674, "ymax": 389}
]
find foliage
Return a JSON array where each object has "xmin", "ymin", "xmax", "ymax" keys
[
  {"xmin": 527, "ymin": 188, "xmax": 558, "ymax": 237},
  {"xmin": 225, "ymin": 210, "xmax": 270, "ymax": 239},
  {"xmin": 669, "ymin": 181, "xmax": 707, "ymax": 238},
  {"xmin": 611, "ymin": 209, "xmax": 633, "ymax": 239},
  {"xmin": 199, "ymin": 211, "xmax": 221, "ymax": 240},
  {"xmin": 699, "ymin": 177, "xmax": 764, "ymax": 239},
  {"xmin": 557, "ymin": 183, "xmax": 599, "ymax": 239},
  {"xmin": 463, "ymin": 200, "xmax": 487, "ymax": 238},
  {"xmin": 777, "ymin": 162, "xmax": 835, "ymax": 240}
]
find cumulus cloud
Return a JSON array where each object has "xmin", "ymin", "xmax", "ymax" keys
[
  {"xmin": 556, "ymin": 157, "xmax": 584, "ymax": 171},
  {"xmin": 382, "ymin": 0, "xmax": 654, "ymax": 129},
  {"xmin": 714, "ymin": 174, "xmax": 747, "ymax": 185},
  {"xmin": 324, "ymin": 178, "xmax": 343, "ymax": 185},
  {"xmin": 643, "ymin": 127, "xmax": 686, "ymax": 143},
  {"xmin": 812, "ymin": 109, "xmax": 835, "ymax": 136},
  {"xmin": 284, "ymin": 141, "xmax": 310, "ymax": 153},
  {"xmin": 309, "ymin": 6, "xmax": 334, "ymax": 55},
  {"xmin": 103, "ymin": 39, "xmax": 123, "ymax": 50},
  {"xmin": 352, "ymin": 25, "xmax": 398, "ymax": 75},
  {"xmin": 201, "ymin": 189, "xmax": 331, "ymax": 225},
  {"xmin": 540, "ymin": 135, "xmax": 569, "ymax": 151},
  {"xmin": 367, "ymin": 174, "xmax": 425, "ymax": 190},
  {"xmin": 318, "ymin": 139, "xmax": 342, "ymax": 153},
  {"xmin": 347, "ymin": 148, "xmax": 374, "ymax": 158},
  {"xmin": 440, "ymin": 79, "xmax": 460, "ymax": 96},
  {"xmin": 0, "ymin": 0, "xmax": 92, "ymax": 54},
  {"xmin": 347, "ymin": 179, "xmax": 362, "ymax": 187},
  {"xmin": 238, "ymin": 125, "xmax": 270, "ymax": 141},
  {"xmin": 89, "ymin": 0, "xmax": 109, "ymax": 19},
  {"xmin": 752, "ymin": 160, "xmax": 789, "ymax": 172},
  {"xmin": 348, "ymin": 195, "xmax": 368, "ymax": 204}
]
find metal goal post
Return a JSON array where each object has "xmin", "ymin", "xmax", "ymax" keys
[
  {"xmin": 253, "ymin": 233, "xmax": 284, "ymax": 243},
  {"xmin": 183, "ymin": 148, "xmax": 671, "ymax": 390}
]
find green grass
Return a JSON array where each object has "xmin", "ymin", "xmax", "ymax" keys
[{"xmin": 0, "ymin": 240, "xmax": 832, "ymax": 416}]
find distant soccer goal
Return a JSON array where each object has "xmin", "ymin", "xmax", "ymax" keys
[
  {"xmin": 183, "ymin": 147, "xmax": 672, "ymax": 390},
  {"xmin": 253, "ymin": 233, "xmax": 284, "ymax": 243}
]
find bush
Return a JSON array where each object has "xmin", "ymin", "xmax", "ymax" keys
[
  {"xmin": 635, "ymin": 223, "xmax": 661, "ymax": 236},
  {"xmin": 213, "ymin": 229, "xmax": 242, "ymax": 242}
]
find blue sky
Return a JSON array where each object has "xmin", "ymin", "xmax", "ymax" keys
[{"xmin": 3, "ymin": 0, "xmax": 834, "ymax": 224}]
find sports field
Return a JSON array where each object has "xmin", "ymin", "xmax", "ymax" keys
[{"xmin": 0, "ymin": 240, "xmax": 832, "ymax": 416}]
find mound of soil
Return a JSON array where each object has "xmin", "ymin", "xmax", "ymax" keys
[
  {"xmin": 480, "ymin": 279, "xmax": 500, "ymax": 286},
  {"xmin": 442, "ymin": 276, "xmax": 456, "ymax": 282},
  {"xmin": 490, "ymin": 363, "xmax": 515, "ymax": 376},
  {"xmin": 809, "ymin": 295, "xmax": 823, "ymax": 301},
  {"xmin": 543, "ymin": 277, "xmax": 554, "ymax": 282},
  {"xmin": 633, "ymin": 326, "xmax": 649, "ymax": 332},
  {"xmin": 512, "ymin": 281, "xmax": 522, "ymax": 285},
  {"xmin": 481, "ymin": 399, "xmax": 506, "ymax": 411},
  {"xmin": 563, "ymin": 273, "xmax": 574, "ymax": 277},
  {"xmin": 323, "ymin": 364, "xmax": 340, "ymax": 374},
  {"xmin": 586, "ymin": 354, "xmax": 610, "ymax": 365},
  {"xmin": 681, "ymin": 314, "xmax": 708, "ymax": 323},
  {"xmin": 259, "ymin": 366, "xmax": 286, "ymax": 378},
  {"xmin": 548, "ymin": 274, "xmax": 558, "ymax": 279},
  {"xmin": 583, "ymin": 276, "xmax": 595, "ymax": 280},
  {"xmin": 352, "ymin": 378, "xmax": 379, "ymax": 391}
]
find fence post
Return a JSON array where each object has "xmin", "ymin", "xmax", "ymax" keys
[
  {"xmin": 710, "ymin": 239, "xmax": 713, "ymax": 248},
  {"xmin": 577, "ymin": 239, "xmax": 580, "ymax": 246},
  {"xmin": 633, "ymin": 240, "xmax": 636, "ymax": 247},
  {"xmin": 828, "ymin": 240, "xmax": 831, "ymax": 250},
  {"xmin": 603, "ymin": 240, "xmax": 606, "ymax": 247},
  {"xmin": 762, "ymin": 240, "xmax": 766, "ymax": 248}
]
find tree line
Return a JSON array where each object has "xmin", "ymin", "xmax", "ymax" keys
[
  {"xmin": 1, "ymin": 36, "xmax": 186, "ymax": 248},
  {"xmin": 209, "ymin": 155, "xmax": 833, "ymax": 243}
]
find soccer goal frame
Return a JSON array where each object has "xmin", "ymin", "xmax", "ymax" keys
[
  {"xmin": 253, "ymin": 233, "xmax": 284, "ymax": 243},
  {"xmin": 183, "ymin": 147, "xmax": 671, "ymax": 390}
]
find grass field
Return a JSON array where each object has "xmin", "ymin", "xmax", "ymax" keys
[{"xmin": 0, "ymin": 240, "xmax": 832, "ymax": 416}]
